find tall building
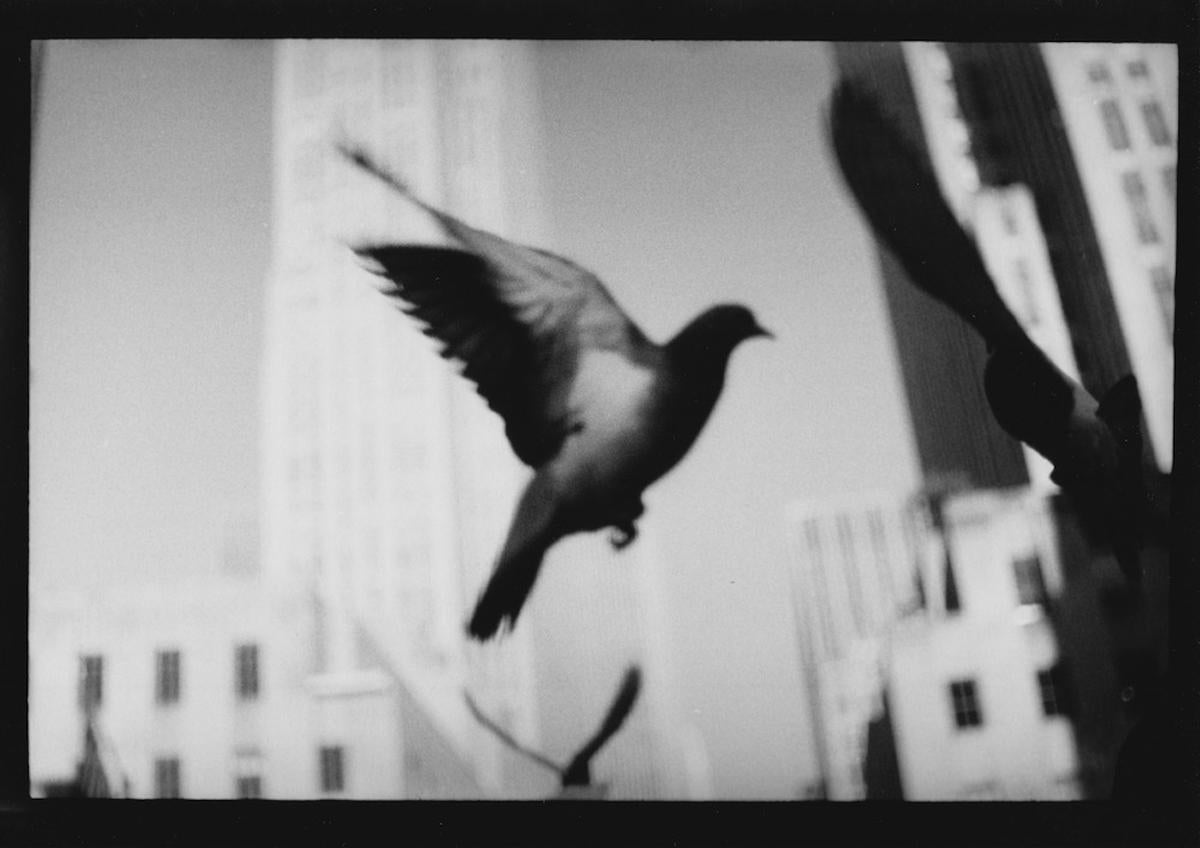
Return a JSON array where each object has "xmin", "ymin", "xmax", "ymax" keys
[
  {"xmin": 1038, "ymin": 44, "xmax": 1176, "ymax": 471},
  {"xmin": 259, "ymin": 39, "xmax": 548, "ymax": 794},
  {"xmin": 784, "ymin": 493, "xmax": 925, "ymax": 798},
  {"xmin": 260, "ymin": 39, "xmax": 691, "ymax": 798}
]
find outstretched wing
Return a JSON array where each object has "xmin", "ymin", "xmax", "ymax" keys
[
  {"xmin": 463, "ymin": 691, "xmax": 562, "ymax": 776},
  {"xmin": 829, "ymin": 81, "xmax": 1030, "ymax": 350},
  {"xmin": 343, "ymin": 145, "xmax": 655, "ymax": 467},
  {"xmin": 562, "ymin": 666, "xmax": 642, "ymax": 785},
  {"xmin": 829, "ymin": 80, "xmax": 1076, "ymax": 458}
]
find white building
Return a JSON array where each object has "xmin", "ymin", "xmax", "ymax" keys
[
  {"xmin": 786, "ymin": 486, "xmax": 1084, "ymax": 800},
  {"xmin": 886, "ymin": 488, "xmax": 1082, "ymax": 800},
  {"xmin": 29, "ymin": 571, "xmax": 482, "ymax": 799},
  {"xmin": 1041, "ymin": 43, "xmax": 1176, "ymax": 472}
]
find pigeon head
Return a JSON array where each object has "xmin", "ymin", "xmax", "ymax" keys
[
  {"xmin": 696, "ymin": 303, "xmax": 773, "ymax": 345},
  {"xmin": 667, "ymin": 303, "xmax": 773, "ymax": 366}
]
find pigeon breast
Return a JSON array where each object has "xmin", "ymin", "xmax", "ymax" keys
[{"xmin": 555, "ymin": 348, "xmax": 661, "ymax": 492}]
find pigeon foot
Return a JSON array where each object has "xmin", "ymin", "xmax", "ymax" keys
[{"xmin": 609, "ymin": 521, "xmax": 638, "ymax": 551}]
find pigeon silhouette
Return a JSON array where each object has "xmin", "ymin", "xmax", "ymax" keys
[
  {"xmin": 464, "ymin": 665, "xmax": 642, "ymax": 795},
  {"xmin": 339, "ymin": 145, "xmax": 772, "ymax": 639},
  {"xmin": 828, "ymin": 81, "xmax": 1146, "ymax": 582}
]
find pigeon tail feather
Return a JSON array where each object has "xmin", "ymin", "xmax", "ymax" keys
[{"xmin": 467, "ymin": 475, "xmax": 561, "ymax": 641}]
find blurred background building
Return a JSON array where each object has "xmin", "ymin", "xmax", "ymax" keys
[
  {"xmin": 785, "ymin": 41, "xmax": 1176, "ymax": 800},
  {"xmin": 787, "ymin": 487, "xmax": 1084, "ymax": 800}
]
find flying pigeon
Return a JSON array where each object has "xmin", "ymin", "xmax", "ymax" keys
[
  {"xmin": 464, "ymin": 665, "xmax": 643, "ymax": 795},
  {"xmin": 828, "ymin": 81, "xmax": 1146, "ymax": 582},
  {"xmin": 339, "ymin": 145, "xmax": 772, "ymax": 639}
]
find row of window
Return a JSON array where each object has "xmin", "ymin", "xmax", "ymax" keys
[
  {"xmin": 1000, "ymin": 203, "xmax": 1173, "ymax": 348},
  {"xmin": 1099, "ymin": 97, "xmax": 1173, "ymax": 152},
  {"xmin": 1087, "ymin": 58, "xmax": 1152, "ymax": 86},
  {"xmin": 151, "ymin": 746, "xmax": 344, "ymax": 798},
  {"xmin": 78, "ymin": 644, "xmax": 260, "ymax": 711},
  {"xmin": 948, "ymin": 663, "xmax": 1073, "ymax": 730}
]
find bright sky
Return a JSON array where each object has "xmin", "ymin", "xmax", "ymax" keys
[{"xmin": 30, "ymin": 40, "xmax": 918, "ymax": 798}]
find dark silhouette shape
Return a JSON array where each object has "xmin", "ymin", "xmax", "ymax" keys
[
  {"xmin": 464, "ymin": 666, "xmax": 643, "ymax": 795},
  {"xmin": 829, "ymin": 82, "xmax": 1146, "ymax": 583},
  {"xmin": 339, "ymin": 145, "xmax": 772, "ymax": 639}
]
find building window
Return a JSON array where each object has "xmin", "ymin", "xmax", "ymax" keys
[
  {"xmin": 949, "ymin": 679, "xmax": 984, "ymax": 729},
  {"xmin": 1013, "ymin": 554, "xmax": 1050, "ymax": 606},
  {"xmin": 943, "ymin": 553, "xmax": 961, "ymax": 614},
  {"xmin": 79, "ymin": 655, "xmax": 103, "ymax": 711},
  {"xmin": 154, "ymin": 757, "xmax": 182, "ymax": 798},
  {"xmin": 155, "ymin": 650, "xmax": 181, "ymax": 705},
  {"xmin": 1087, "ymin": 61, "xmax": 1112, "ymax": 84},
  {"xmin": 319, "ymin": 746, "xmax": 345, "ymax": 793},
  {"xmin": 236, "ymin": 643, "xmax": 260, "ymax": 701},
  {"xmin": 1099, "ymin": 100, "xmax": 1131, "ymax": 151},
  {"xmin": 1150, "ymin": 265, "xmax": 1174, "ymax": 343},
  {"xmin": 1140, "ymin": 100, "xmax": 1172, "ymax": 147},
  {"xmin": 236, "ymin": 775, "xmax": 263, "ymax": 799},
  {"xmin": 1126, "ymin": 59, "xmax": 1150, "ymax": 79},
  {"xmin": 1037, "ymin": 663, "xmax": 1075, "ymax": 718},
  {"xmin": 1122, "ymin": 171, "xmax": 1160, "ymax": 244}
]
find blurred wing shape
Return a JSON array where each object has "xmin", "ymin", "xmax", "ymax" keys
[
  {"xmin": 562, "ymin": 666, "xmax": 642, "ymax": 785},
  {"xmin": 345, "ymin": 145, "xmax": 654, "ymax": 467},
  {"xmin": 464, "ymin": 691, "xmax": 562, "ymax": 776},
  {"xmin": 829, "ymin": 80, "xmax": 1076, "ymax": 456},
  {"xmin": 829, "ymin": 81, "xmax": 1028, "ymax": 350}
]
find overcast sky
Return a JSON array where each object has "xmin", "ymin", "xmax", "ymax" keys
[{"xmin": 30, "ymin": 40, "xmax": 918, "ymax": 797}]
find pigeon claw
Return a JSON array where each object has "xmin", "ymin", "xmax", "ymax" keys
[{"xmin": 609, "ymin": 522, "xmax": 638, "ymax": 551}]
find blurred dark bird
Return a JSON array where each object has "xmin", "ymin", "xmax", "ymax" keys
[
  {"xmin": 828, "ymin": 81, "xmax": 1146, "ymax": 582},
  {"xmin": 464, "ymin": 665, "xmax": 643, "ymax": 796},
  {"xmin": 339, "ymin": 145, "xmax": 772, "ymax": 639}
]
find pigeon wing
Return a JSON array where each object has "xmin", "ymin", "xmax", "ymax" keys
[
  {"xmin": 829, "ymin": 81, "xmax": 1031, "ymax": 350},
  {"xmin": 562, "ymin": 666, "xmax": 642, "ymax": 784},
  {"xmin": 829, "ymin": 80, "xmax": 1076, "ymax": 456},
  {"xmin": 346, "ymin": 146, "xmax": 653, "ymax": 468},
  {"xmin": 464, "ymin": 691, "xmax": 562, "ymax": 775}
]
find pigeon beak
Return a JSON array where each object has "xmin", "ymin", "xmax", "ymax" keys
[{"xmin": 754, "ymin": 324, "xmax": 775, "ymax": 340}]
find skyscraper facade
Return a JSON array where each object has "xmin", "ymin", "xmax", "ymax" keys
[
  {"xmin": 1039, "ymin": 43, "xmax": 1176, "ymax": 470},
  {"xmin": 784, "ymin": 493, "xmax": 925, "ymax": 798},
  {"xmin": 259, "ymin": 39, "xmax": 547, "ymax": 794},
  {"xmin": 259, "ymin": 39, "xmax": 691, "ymax": 798}
]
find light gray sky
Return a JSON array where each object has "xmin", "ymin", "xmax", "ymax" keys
[{"xmin": 30, "ymin": 40, "xmax": 918, "ymax": 798}]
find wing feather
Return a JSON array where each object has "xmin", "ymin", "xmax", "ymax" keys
[
  {"xmin": 829, "ymin": 80, "xmax": 1076, "ymax": 456},
  {"xmin": 829, "ymin": 81, "xmax": 1028, "ymax": 349},
  {"xmin": 345, "ymin": 145, "xmax": 655, "ymax": 468}
]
